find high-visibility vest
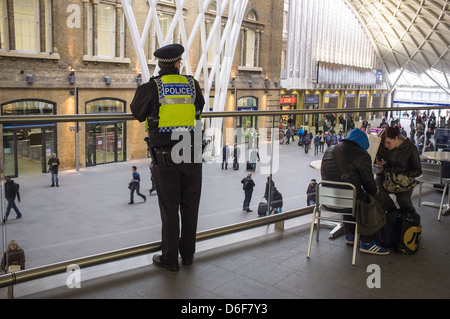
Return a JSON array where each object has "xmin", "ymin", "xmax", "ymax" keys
[{"xmin": 146, "ymin": 74, "xmax": 198, "ymax": 133}]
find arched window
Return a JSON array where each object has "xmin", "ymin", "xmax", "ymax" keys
[
  {"xmin": 237, "ymin": 96, "xmax": 258, "ymax": 110},
  {"xmin": 247, "ymin": 10, "xmax": 257, "ymax": 21},
  {"xmin": 85, "ymin": 98, "xmax": 126, "ymax": 114},
  {"xmin": 1, "ymin": 99, "xmax": 56, "ymax": 115},
  {"xmin": 207, "ymin": 0, "xmax": 217, "ymax": 12}
]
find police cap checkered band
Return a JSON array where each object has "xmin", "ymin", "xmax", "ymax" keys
[{"xmin": 154, "ymin": 44, "xmax": 184, "ymax": 63}]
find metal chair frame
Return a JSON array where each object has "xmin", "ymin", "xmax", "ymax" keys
[
  {"xmin": 307, "ymin": 180, "xmax": 358, "ymax": 265},
  {"xmin": 417, "ymin": 158, "xmax": 449, "ymax": 221}
]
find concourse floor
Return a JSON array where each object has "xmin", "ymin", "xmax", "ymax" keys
[
  {"xmin": 20, "ymin": 192, "xmax": 450, "ymax": 299},
  {"xmin": 3, "ymin": 129, "xmax": 450, "ymax": 300}
]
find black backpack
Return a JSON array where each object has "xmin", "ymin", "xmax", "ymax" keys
[{"xmin": 380, "ymin": 208, "xmax": 422, "ymax": 254}]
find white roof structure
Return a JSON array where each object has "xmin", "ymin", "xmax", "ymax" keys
[
  {"xmin": 346, "ymin": 0, "xmax": 449, "ymax": 93},
  {"xmin": 282, "ymin": 0, "xmax": 449, "ymax": 95}
]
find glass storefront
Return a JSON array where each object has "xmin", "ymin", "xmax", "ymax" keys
[
  {"xmin": 2, "ymin": 126, "xmax": 56, "ymax": 177},
  {"xmin": 1, "ymin": 100, "xmax": 56, "ymax": 177},
  {"xmin": 85, "ymin": 98, "xmax": 126, "ymax": 167},
  {"xmin": 86, "ymin": 122, "xmax": 125, "ymax": 166}
]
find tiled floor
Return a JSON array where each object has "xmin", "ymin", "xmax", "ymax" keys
[{"xmin": 20, "ymin": 189, "xmax": 450, "ymax": 299}]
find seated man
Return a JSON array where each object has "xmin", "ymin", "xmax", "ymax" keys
[{"xmin": 321, "ymin": 128, "xmax": 388, "ymax": 255}]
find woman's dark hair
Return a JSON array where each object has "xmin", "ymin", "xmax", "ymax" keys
[{"xmin": 383, "ymin": 126, "xmax": 401, "ymax": 139}]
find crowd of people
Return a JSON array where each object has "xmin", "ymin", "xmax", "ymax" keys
[
  {"xmin": 281, "ymin": 109, "xmax": 446, "ymax": 158},
  {"xmin": 381, "ymin": 110, "xmax": 440, "ymax": 154},
  {"xmin": 280, "ymin": 123, "xmax": 345, "ymax": 156}
]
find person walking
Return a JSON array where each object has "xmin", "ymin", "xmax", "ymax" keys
[
  {"xmin": 241, "ymin": 173, "xmax": 255, "ymax": 212},
  {"xmin": 130, "ymin": 43, "xmax": 205, "ymax": 271},
  {"xmin": 222, "ymin": 143, "xmax": 230, "ymax": 170},
  {"xmin": 249, "ymin": 148, "xmax": 260, "ymax": 173},
  {"xmin": 285, "ymin": 127, "xmax": 291, "ymax": 144},
  {"xmin": 48, "ymin": 153, "xmax": 60, "ymax": 187},
  {"xmin": 303, "ymin": 131, "xmax": 311, "ymax": 154},
  {"xmin": 3, "ymin": 176, "xmax": 22, "ymax": 223},
  {"xmin": 129, "ymin": 166, "xmax": 146, "ymax": 204}
]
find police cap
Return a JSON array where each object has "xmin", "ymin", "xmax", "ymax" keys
[{"xmin": 154, "ymin": 44, "xmax": 184, "ymax": 63}]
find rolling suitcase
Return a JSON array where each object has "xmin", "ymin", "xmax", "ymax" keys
[{"xmin": 258, "ymin": 201, "xmax": 269, "ymax": 217}]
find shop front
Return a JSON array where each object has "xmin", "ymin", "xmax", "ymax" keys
[
  {"xmin": 1, "ymin": 100, "xmax": 57, "ymax": 177},
  {"xmin": 85, "ymin": 98, "xmax": 126, "ymax": 167}
]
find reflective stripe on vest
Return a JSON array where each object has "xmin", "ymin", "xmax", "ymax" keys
[{"xmin": 155, "ymin": 75, "xmax": 196, "ymax": 133}]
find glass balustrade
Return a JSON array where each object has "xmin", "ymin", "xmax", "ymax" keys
[{"xmin": 0, "ymin": 107, "xmax": 446, "ymax": 278}]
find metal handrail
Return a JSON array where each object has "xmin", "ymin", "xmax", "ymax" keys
[
  {"xmin": 0, "ymin": 206, "xmax": 313, "ymax": 288},
  {"xmin": 0, "ymin": 105, "xmax": 447, "ymax": 124}
]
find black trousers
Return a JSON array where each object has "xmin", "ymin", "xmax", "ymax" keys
[
  {"xmin": 243, "ymin": 190, "xmax": 253, "ymax": 210},
  {"xmin": 376, "ymin": 185, "xmax": 414, "ymax": 212},
  {"xmin": 152, "ymin": 161, "xmax": 202, "ymax": 265}
]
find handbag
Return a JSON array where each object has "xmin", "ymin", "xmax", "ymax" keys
[
  {"xmin": 383, "ymin": 171, "xmax": 416, "ymax": 193},
  {"xmin": 355, "ymin": 194, "xmax": 386, "ymax": 236},
  {"xmin": 7, "ymin": 265, "xmax": 21, "ymax": 273},
  {"xmin": 333, "ymin": 144, "xmax": 386, "ymax": 236}
]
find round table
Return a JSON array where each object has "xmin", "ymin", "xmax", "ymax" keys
[{"xmin": 309, "ymin": 160, "xmax": 321, "ymax": 170}]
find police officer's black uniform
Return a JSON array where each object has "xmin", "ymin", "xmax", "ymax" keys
[{"xmin": 130, "ymin": 44, "xmax": 205, "ymax": 271}]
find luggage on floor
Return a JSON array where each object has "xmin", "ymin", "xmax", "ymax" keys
[
  {"xmin": 258, "ymin": 201, "xmax": 269, "ymax": 217},
  {"xmin": 397, "ymin": 208, "xmax": 422, "ymax": 254},
  {"xmin": 379, "ymin": 208, "xmax": 422, "ymax": 254}
]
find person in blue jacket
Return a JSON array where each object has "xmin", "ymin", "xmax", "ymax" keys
[{"xmin": 129, "ymin": 166, "xmax": 146, "ymax": 204}]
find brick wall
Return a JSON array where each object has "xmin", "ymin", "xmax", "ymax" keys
[{"xmin": 0, "ymin": 0, "xmax": 284, "ymax": 173}]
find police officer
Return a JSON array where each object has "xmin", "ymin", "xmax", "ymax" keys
[{"xmin": 130, "ymin": 44, "xmax": 205, "ymax": 271}]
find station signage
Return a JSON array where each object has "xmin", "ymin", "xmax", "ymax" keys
[{"xmin": 280, "ymin": 94, "xmax": 297, "ymax": 106}]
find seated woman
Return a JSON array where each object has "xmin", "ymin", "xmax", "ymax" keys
[{"xmin": 375, "ymin": 126, "xmax": 422, "ymax": 213}]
